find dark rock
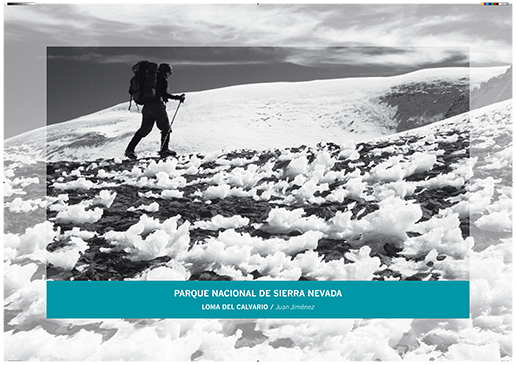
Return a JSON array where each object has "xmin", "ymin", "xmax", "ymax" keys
[
  {"xmin": 404, "ymin": 272, "xmax": 431, "ymax": 281},
  {"xmin": 441, "ymin": 185, "xmax": 460, "ymax": 194},
  {"xmin": 375, "ymin": 253, "xmax": 393, "ymax": 266},
  {"xmin": 257, "ymin": 151, "xmax": 279, "ymax": 165},
  {"xmin": 46, "ymin": 265, "xmax": 74, "ymax": 281},
  {"xmin": 384, "ymin": 243, "xmax": 402, "ymax": 257},
  {"xmin": 190, "ymin": 350, "xmax": 203, "ymax": 361},
  {"xmin": 290, "ymin": 145, "xmax": 307, "ymax": 153},
  {"xmin": 373, "ymin": 268, "xmax": 402, "ymax": 280},
  {"xmin": 315, "ymin": 238, "xmax": 353, "ymax": 263},
  {"xmin": 250, "ymin": 229, "xmax": 273, "ymax": 239},
  {"xmin": 288, "ymin": 229, "xmax": 303, "ymax": 236},
  {"xmin": 190, "ymin": 229, "xmax": 219, "ymax": 245},
  {"xmin": 200, "ymin": 209, "xmax": 217, "ymax": 218},
  {"xmin": 199, "ymin": 161, "xmax": 219, "ymax": 170},
  {"xmin": 298, "ymin": 276, "xmax": 316, "ymax": 281},
  {"xmin": 430, "ymin": 273, "xmax": 441, "ymax": 281},
  {"xmin": 256, "ymin": 175, "xmax": 280, "ymax": 185},
  {"xmin": 234, "ymin": 322, "xmax": 268, "ymax": 349},
  {"xmin": 250, "ymin": 269, "xmax": 263, "ymax": 280},
  {"xmin": 273, "ymin": 159, "xmax": 291, "ymax": 171},
  {"xmin": 459, "ymin": 217, "xmax": 470, "ymax": 240},
  {"xmin": 269, "ymin": 338, "xmax": 295, "ymax": 349},
  {"xmin": 46, "ymin": 236, "xmax": 73, "ymax": 253},
  {"xmin": 189, "ymin": 271, "xmax": 232, "ymax": 281},
  {"xmin": 422, "ymin": 332, "xmax": 458, "ymax": 352},
  {"xmin": 395, "ymin": 331, "xmax": 420, "ymax": 358}
]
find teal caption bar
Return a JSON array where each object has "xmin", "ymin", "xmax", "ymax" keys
[{"xmin": 47, "ymin": 280, "xmax": 469, "ymax": 319}]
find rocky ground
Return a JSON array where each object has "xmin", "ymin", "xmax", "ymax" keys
[{"xmin": 35, "ymin": 120, "xmax": 471, "ymax": 282}]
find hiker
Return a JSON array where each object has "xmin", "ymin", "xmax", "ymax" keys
[{"xmin": 125, "ymin": 63, "xmax": 185, "ymax": 160}]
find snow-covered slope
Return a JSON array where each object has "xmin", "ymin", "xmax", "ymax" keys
[
  {"xmin": 4, "ymin": 66, "xmax": 509, "ymax": 162},
  {"xmin": 4, "ymin": 98, "xmax": 513, "ymax": 361}
]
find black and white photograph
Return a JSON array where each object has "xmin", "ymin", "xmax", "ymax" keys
[{"xmin": 3, "ymin": 2, "xmax": 513, "ymax": 362}]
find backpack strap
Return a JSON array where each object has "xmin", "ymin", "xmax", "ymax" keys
[{"xmin": 128, "ymin": 96, "xmax": 140, "ymax": 112}]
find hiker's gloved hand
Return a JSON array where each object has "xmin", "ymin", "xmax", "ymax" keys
[{"xmin": 179, "ymin": 94, "xmax": 186, "ymax": 103}]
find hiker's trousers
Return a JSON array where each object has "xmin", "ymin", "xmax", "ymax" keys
[{"xmin": 127, "ymin": 102, "xmax": 171, "ymax": 152}]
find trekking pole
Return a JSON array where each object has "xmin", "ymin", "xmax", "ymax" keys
[{"xmin": 160, "ymin": 99, "xmax": 183, "ymax": 152}]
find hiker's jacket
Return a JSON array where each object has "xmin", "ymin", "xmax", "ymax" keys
[{"xmin": 147, "ymin": 74, "xmax": 182, "ymax": 104}]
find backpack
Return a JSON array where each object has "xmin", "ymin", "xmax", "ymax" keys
[{"xmin": 128, "ymin": 61, "xmax": 158, "ymax": 109}]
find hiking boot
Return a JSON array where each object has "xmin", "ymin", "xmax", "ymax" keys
[
  {"xmin": 159, "ymin": 149, "xmax": 177, "ymax": 158},
  {"xmin": 125, "ymin": 150, "xmax": 137, "ymax": 160}
]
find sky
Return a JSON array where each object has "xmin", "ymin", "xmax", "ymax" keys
[{"xmin": 3, "ymin": 2, "xmax": 513, "ymax": 138}]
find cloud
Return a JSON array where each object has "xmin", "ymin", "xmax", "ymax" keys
[
  {"xmin": 5, "ymin": 4, "xmax": 512, "ymax": 67},
  {"xmin": 279, "ymin": 47, "xmax": 469, "ymax": 70},
  {"xmin": 3, "ymin": 3, "xmax": 512, "ymax": 140},
  {"xmin": 46, "ymin": 47, "xmax": 291, "ymax": 68},
  {"xmin": 46, "ymin": 52, "xmax": 147, "ymax": 65}
]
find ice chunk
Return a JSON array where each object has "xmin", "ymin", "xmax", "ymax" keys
[
  {"xmin": 146, "ymin": 159, "xmax": 180, "ymax": 177},
  {"xmin": 53, "ymin": 177, "xmax": 95, "ymax": 190},
  {"xmin": 193, "ymin": 215, "xmax": 250, "ymax": 230},
  {"xmin": 264, "ymin": 207, "xmax": 326, "ymax": 234},
  {"xmin": 55, "ymin": 205, "xmax": 103, "ymax": 224},
  {"xmin": 161, "ymin": 189, "xmax": 184, "ymax": 199},
  {"xmin": 365, "ymin": 197, "xmax": 422, "ymax": 242},
  {"xmin": 105, "ymin": 215, "xmax": 190, "ymax": 261},
  {"xmin": 128, "ymin": 202, "xmax": 160, "ymax": 212},
  {"xmin": 445, "ymin": 342, "xmax": 501, "ymax": 361},
  {"xmin": 345, "ymin": 176, "xmax": 366, "ymax": 198},
  {"xmin": 155, "ymin": 171, "xmax": 187, "ymax": 189},
  {"xmin": 4, "ymin": 262, "xmax": 38, "ymax": 297},
  {"xmin": 293, "ymin": 246, "xmax": 381, "ymax": 280},
  {"xmin": 91, "ymin": 190, "xmax": 117, "ymax": 208},
  {"xmin": 47, "ymin": 237, "xmax": 89, "ymax": 270},
  {"xmin": 474, "ymin": 210, "xmax": 512, "ymax": 232},
  {"xmin": 408, "ymin": 152, "xmax": 436, "ymax": 175},
  {"xmin": 286, "ymin": 155, "xmax": 309, "ymax": 177},
  {"xmin": 5, "ymin": 197, "xmax": 45, "ymax": 213},
  {"xmin": 6, "ymin": 221, "xmax": 57, "ymax": 259},
  {"xmin": 204, "ymin": 184, "xmax": 231, "ymax": 199},
  {"xmin": 5, "ymin": 327, "xmax": 103, "ymax": 361},
  {"xmin": 5, "ymin": 279, "xmax": 46, "ymax": 328},
  {"xmin": 226, "ymin": 165, "xmax": 261, "ymax": 188},
  {"xmin": 129, "ymin": 262, "xmax": 188, "ymax": 281}
]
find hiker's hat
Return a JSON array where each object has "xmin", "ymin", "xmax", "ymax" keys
[{"xmin": 158, "ymin": 63, "xmax": 173, "ymax": 74}]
